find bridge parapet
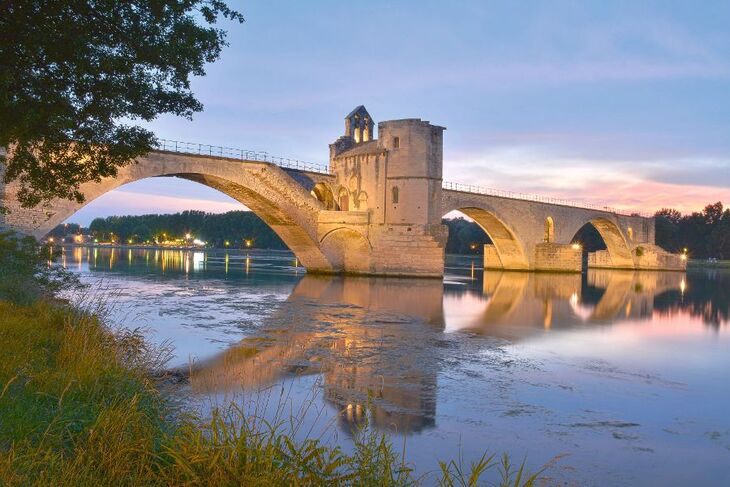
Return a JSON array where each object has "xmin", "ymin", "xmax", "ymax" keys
[
  {"xmin": 155, "ymin": 139, "xmax": 331, "ymax": 175},
  {"xmin": 442, "ymin": 181, "xmax": 651, "ymax": 218}
]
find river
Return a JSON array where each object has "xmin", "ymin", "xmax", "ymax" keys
[{"xmin": 58, "ymin": 245, "xmax": 730, "ymax": 486}]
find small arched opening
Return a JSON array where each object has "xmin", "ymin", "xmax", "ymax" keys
[
  {"xmin": 338, "ymin": 188, "xmax": 350, "ymax": 211},
  {"xmin": 320, "ymin": 228, "xmax": 372, "ymax": 274},
  {"xmin": 544, "ymin": 217, "xmax": 555, "ymax": 243},
  {"xmin": 311, "ymin": 182, "xmax": 336, "ymax": 210}
]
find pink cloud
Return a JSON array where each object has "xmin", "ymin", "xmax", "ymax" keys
[{"xmin": 553, "ymin": 179, "xmax": 730, "ymax": 214}]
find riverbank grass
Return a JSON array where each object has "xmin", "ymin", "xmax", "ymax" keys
[
  {"xmin": 0, "ymin": 300, "xmax": 171, "ymax": 485},
  {"xmin": 0, "ymin": 298, "xmax": 542, "ymax": 486}
]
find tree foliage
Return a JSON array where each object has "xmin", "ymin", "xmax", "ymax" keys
[
  {"xmin": 655, "ymin": 202, "xmax": 730, "ymax": 259},
  {"xmin": 84, "ymin": 210, "xmax": 287, "ymax": 249},
  {"xmin": 0, "ymin": 1, "xmax": 243, "ymax": 207},
  {"xmin": 443, "ymin": 217, "xmax": 492, "ymax": 254},
  {"xmin": 0, "ymin": 231, "xmax": 81, "ymax": 303}
]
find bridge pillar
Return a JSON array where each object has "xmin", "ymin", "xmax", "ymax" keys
[
  {"xmin": 533, "ymin": 243, "xmax": 582, "ymax": 272},
  {"xmin": 631, "ymin": 243, "xmax": 687, "ymax": 271}
]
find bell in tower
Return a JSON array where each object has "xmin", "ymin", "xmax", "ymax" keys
[{"xmin": 344, "ymin": 105, "xmax": 374, "ymax": 143}]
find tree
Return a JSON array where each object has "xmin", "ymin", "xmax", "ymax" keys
[
  {"xmin": 655, "ymin": 208, "xmax": 682, "ymax": 225},
  {"xmin": 702, "ymin": 202, "xmax": 724, "ymax": 226},
  {"xmin": 132, "ymin": 224, "xmax": 152, "ymax": 242},
  {"xmin": 655, "ymin": 216, "xmax": 679, "ymax": 252},
  {"xmin": 0, "ymin": 1, "xmax": 243, "ymax": 208},
  {"xmin": 709, "ymin": 221, "xmax": 730, "ymax": 259}
]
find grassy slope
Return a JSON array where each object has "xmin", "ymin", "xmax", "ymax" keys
[
  {"xmin": 0, "ymin": 300, "xmax": 541, "ymax": 486},
  {"xmin": 0, "ymin": 300, "xmax": 171, "ymax": 485}
]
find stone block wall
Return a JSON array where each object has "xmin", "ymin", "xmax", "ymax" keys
[
  {"xmin": 588, "ymin": 250, "xmax": 614, "ymax": 268},
  {"xmin": 368, "ymin": 224, "xmax": 447, "ymax": 277},
  {"xmin": 533, "ymin": 243, "xmax": 582, "ymax": 272},
  {"xmin": 633, "ymin": 244, "xmax": 687, "ymax": 271}
]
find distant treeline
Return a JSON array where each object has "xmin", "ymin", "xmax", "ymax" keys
[
  {"xmin": 655, "ymin": 202, "xmax": 730, "ymax": 259},
  {"xmin": 70, "ymin": 211, "xmax": 287, "ymax": 249}
]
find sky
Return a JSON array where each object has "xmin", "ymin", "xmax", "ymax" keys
[{"xmin": 68, "ymin": 0, "xmax": 730, "ymax": 225}]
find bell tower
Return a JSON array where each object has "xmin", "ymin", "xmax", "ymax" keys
[{"xmin": 344, "ymin": 105, "xmax": 374, "ymax": 143}]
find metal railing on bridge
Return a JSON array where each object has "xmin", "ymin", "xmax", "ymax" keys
[
  {"xmin": 442, "ymin": 181, "xmax": 650, "ymax": 217},
  {"xmin": 153, "ymin": 138, "xmax": 650, "ymax": 218},
  {"xmin": 154, "ymin": 139, "xmax": 331, "ymax": 175}
]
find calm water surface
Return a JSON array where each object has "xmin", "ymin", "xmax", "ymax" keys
[{"xmin": 59, "ymin": 246, "xmax": 730, "ymax": 486}]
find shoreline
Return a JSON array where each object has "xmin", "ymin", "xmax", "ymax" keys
[{"xmin": 59, "ymin": 243, "xmax": 293, "ymax": 253}]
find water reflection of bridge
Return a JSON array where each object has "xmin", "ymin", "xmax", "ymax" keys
[
  {"xmin": 465, "ymin": 270, "xmax": 687, "ymax": 336},
  {"xmin": 188, "ymin": 270, "xmax": 684, "ymax": 435}
]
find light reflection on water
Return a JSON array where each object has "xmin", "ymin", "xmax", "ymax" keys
[{"xmin": 59, "ymin": 246, "xmax": 730, "ymax": 486}]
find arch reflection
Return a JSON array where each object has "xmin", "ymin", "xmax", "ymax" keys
[{"xmin": 445, "ymin": 270, "xmax": 687, "ymax": 337}]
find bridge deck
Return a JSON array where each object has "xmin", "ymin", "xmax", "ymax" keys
[{"xmin": 154, "ymin": 139, "xmax": 649, "ymax": 219}]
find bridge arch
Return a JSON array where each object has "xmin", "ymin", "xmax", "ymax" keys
[
  {"xmin": 446, "ymin": 206, "xmax": 530, "ymax": 270},
  {"xmin": 570, "ymin": 217, "xmax": 634, "ymax": 269},
  {"xmin": 9, "ymin": 152, "xmax": 336, "ymax": 273},
  {"xmin": 319, "ymin": 227, "xmax": 372, "ymax": 274}
]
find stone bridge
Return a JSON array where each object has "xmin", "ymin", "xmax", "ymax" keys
[{"xmin": 0, "ymin": 106, "xmax": 685, "ymax": 276}]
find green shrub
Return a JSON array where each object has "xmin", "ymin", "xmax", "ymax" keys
[{"xmin": 0, "ymin": 231, "xmax": 81, "ymax": 304}]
